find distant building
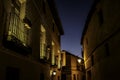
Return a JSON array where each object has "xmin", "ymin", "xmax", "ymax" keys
[
  {"xmin": 81, "ymin": 0, "xmax": 120, "ymax": 80},
  {"xmin": 0, "ymin": 0, "xmax": 63, "ymax": 80},
  {"xmin": 61, "ymin": 50, "xmax": 85, "ymax": 80}
]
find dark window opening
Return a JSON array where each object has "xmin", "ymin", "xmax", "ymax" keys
[
  {"xmin": 73, "ymin": 74, "xmax": 76, "ymax": 80},
  {"xmin": 6, "ymin": 67, "xmax": 20, "ymax": 80},
  {"xmin": 105, "ymin": 43, "xmax": 110, "ymax": 56},
  {"xmin": 40, "ymin": 73, "xmax": 45, "ymax": 80},
  {"xmin": 82, "ymin": 75, "xmax": 86, "ymax": 80},
  {"xmin": 43, "ymin": 1, "xmax": 46, "ymax": 14},
  {"xmin": 87, "ymin": 70, "xmax": 91, "ymax": 80},
  {"xmin": 55, "ymin": 56, "xmax": 58, "ymax": 66},
  {"xmin": 77, "ymin": 74, "xmax": 79, "ymax": 80},
  {"xmin": 61, "ymin": 74, "xmax": 66, "ymax": 80},
  {"xmin": 91, "ymin": 55, "xmax": 94, "ymax": 66},
  {"xmin": 58, "ymin": 76, "xmax": 60, "ymax": 80},
  {"xmin": 98, "ymin": 9, "xmax": 104, "ymax": 25}
]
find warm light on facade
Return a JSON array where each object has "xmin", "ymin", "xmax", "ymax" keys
[
  {"xmin": 19, "ymin": 0, "xmax": 26, "ymax": 4},
  {"xmin": 40, "ymin": 24, "xmax": 46, "ymax": 59},
  {"xmin": 57, "ymin": 50, "xmax": 61, "ymax": 69},
  {"xmin": 78, "ymin": 58, "xmax": 82, "ymax": 63},
  {"xmin": 52, "ymin": 41, "xmax": 55, "ymax": 65},
  {"xmin": 61, "ymin": 51, "xmax": 66, "ymax": 66},
  {"xmin": 5, "ymin": 0, "xmax": 32, "ymax": 47},
  {"xmin": 24, "ymin": 23, "xmax": 31, "ymax": 29},
  {"xmin": 58, "ymin": 50, "xmax": 60, "ymax": 53},
  {"xmin": 52, "ymin": 71, "xmax": 56, "ymax": 76},
  {"xmin": 47, "ymin": 47, "xmax": 51, "ymax": 51}
]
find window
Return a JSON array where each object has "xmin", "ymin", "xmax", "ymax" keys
[
  {"xmin": 58, "ymin": 52, "xmax": 61, "ymax": 69},
  {"xmin": 58, "ymin": 76, "xmax": 60, "ymax": 80},
  {"xmin": 73, "ymin": 74, "xmax": 76, "ymax": 80},
  {"xmin": 105, "ymin": 43, "xmax": 110, "ymax": 56},
  {"xmin": 40, "ymin": 25, "xmax": 46, "ymax": 59},
  {"xmin": 3, "ymin": 0, "xmax": 31, "ymax": 54},
  {"xmin": 77, "ymin": 74, "xmax": 79, "ymax": 80},
  {"xmin": 6, "ymin": 67, "xmax": 20, "ymax": 80},
  {"xmin": 46, "ymin": 45, "xmax": 51, "ymax": 60},
  {"xmin": 82, "ymin": 75, "xmax": 86, "ymax": 80},
  {"xmin": 61, "ymin": 74, "xmax": 66, "ymax": 80},
  {"xmin": 55, "ymin": 55, "xmax": 58, "ymax": 66},
  {"xmin": 51, "ymin": 41, "xmax": 55, "ymax": 65},
  {"xmin": 87, "ymin": 70, "xmax": 91, "ymax": 80},
  {"xmin": 43, "ymin": 0, "xmax": 46, "ymax": 14},
  {"xmin": 91, "ymin": 55, "xmax": 94, "ymax": 66},
  {"xmin": 98, "ymin": 9, "xmax": 104, "ymax": 25},
  {"xmin": 40, "ymin": 73, "xmax": 44, "ymax": 80}
]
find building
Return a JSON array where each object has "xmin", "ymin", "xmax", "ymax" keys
[
  {"xmin": 81, "ymin": 0, "xmax": 120, "ymax": 80},
  {"xmin": 61, "ymin": 50, "xmax": 85, "ymax": 80},
  {"xmin": 47, "ymin": 1, "xmax": 64, "ymax": 80},
  {"xmin": 0, "ymin": 0, "xmax": 64, "ymax": 80}
]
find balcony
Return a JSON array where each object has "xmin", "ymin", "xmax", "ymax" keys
[{"xmin": 3, "ymin": 12, "xmax": 32, "ymax": 55}]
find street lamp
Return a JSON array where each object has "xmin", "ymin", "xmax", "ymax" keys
[
  {"xmin": 51, "ymin": 71, "xmax": 56, "ymax": 80},
  {"xmin": 78, "ymin": 58, "xmax": 82, "ymax": 63},
  {"xmin": 52, "ymin": 71, "xmax": 56, "ymax": 76}
]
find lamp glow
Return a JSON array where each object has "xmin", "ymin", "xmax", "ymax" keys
[
  {"xmin": 78, "ymin": 59, "xmax": 82, "ymax": 63},
  {"xmin": 52, "ymin": 71, "xmax": 56, "ymax": 76},
  {"xmin": 24, "ymin": 23, "xmax": 31, "ymax": 29}
]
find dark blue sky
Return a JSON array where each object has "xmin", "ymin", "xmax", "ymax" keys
[{"xmin": 55, "ymin": 0, "xmax": 94, "ymax": 57}]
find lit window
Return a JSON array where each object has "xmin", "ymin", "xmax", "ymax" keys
[
  {"xmin": 4, "ymin": 0, "xmax": 31, "ymax": 54},
  {"xmin": 51, "ymin": 41, "xmax": 55, "ymax": 65},
  {"xmin": 40, "ymin": 24, "xmax": 46, "ymax": 59}
]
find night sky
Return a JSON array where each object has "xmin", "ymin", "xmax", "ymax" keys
[{"xmin": 55, "ymin": 0, "xmax": 94, "ymax": 57}]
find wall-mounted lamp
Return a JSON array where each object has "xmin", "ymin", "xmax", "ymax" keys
[
  {"xmin": 51, "ymin": 71, "xmax": 56, "ymax": 80},
  {"xmin": 24, "ymin": 23, "xmax": 31, "ymax": 29},
  {"xmin": 52, "ymin": 71, "xmax": 56, "ymax": 76},
  {"xmin": 47, "ymin": 47, "xmax": 51, "ymax": 51},
  {"xmin": 78, "ymin": 58, "xmax": 82, "ymax": 63},
  {"xmin": 47, "ymin": 45, "xmax": 51, "ymax": 51},
  {"xmin": 23, "ymin": 17, "xmax": 32, "ymax": 29}
]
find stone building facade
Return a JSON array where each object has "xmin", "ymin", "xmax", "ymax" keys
[
  {"xmin": 81, "ymin": 0, "xmax": 120, "ymax": 80},
  {"xmin": 61, "ymin": 50, "xmax": 85, "ymax": 80},
  {"xmin": 0, "ymin": 0, "xmax": 64, "ymax": 80}
]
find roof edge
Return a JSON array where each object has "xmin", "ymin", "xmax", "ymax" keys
[{"xmin": 81, "ymin": 0, "xmax": 100, "ymax": 44}]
